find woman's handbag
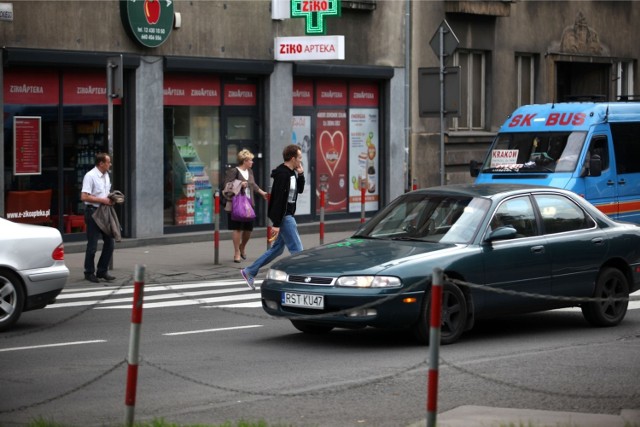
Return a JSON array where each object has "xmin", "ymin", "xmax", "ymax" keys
[{"xmin": 231, "ymin": 191, "xmax": 256, "ymax": 222}]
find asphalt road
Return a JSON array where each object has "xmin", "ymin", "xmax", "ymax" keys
[{"xmin": 1, "ymin": 278, "xmax": 639, "ymax": 427}]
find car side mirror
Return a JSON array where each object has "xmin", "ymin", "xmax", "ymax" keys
[
  {"xmin": 484, "ymin": 226, "xmax": 517, "ymax": 243},
  {"xmin": 589, "ymin": 154, "xmax": 602, "ymax": 177},
  {"xmin": 470, "ymin": 160, "xmax": 480, "ymax": 178}
]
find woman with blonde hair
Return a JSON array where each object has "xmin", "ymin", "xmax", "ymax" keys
[{"xmin": 224, "ymin": 149, "xmax": 268, "ymax": 263}]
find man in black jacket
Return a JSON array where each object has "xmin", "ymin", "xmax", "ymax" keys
[{"xmin": 241, "ymin": 144, "xmax": 304, "ymax": 289}]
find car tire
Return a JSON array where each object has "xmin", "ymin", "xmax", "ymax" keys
[
  {"xmin": 290, "ymin": 320, "xmax": 334, "ymax": 335},
  {"xmin": 0, "ymin": 269, "xmax": 25, "ymax": 332},
  {"xmin": 412, "ymin": 282, "xmax": 468, "ymax": 345},
  {"xmin": 581, "ymin": 267, "xmax": 629, "ymax": 327}
]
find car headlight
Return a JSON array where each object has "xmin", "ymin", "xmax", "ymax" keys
[
  {"xmin": 267, "ymin": 269, "xmax": 288, "ymax": 282},
  {"xmin": 336, "ymin": 276, "xmax": 401, "ymax": 288}
]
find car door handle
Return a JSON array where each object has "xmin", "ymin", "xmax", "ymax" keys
[
  {"xmin": 618, "ymin": 179, "xmax": 626, "ymax": 186},
  {"xmin": 530, "ymin": 245, "xmax": 545, "ymax": 254},
  {"xmin": 591, "ymin": 237, "xmax": 604, "ymax": 245},
  {"xmin": 607, "ymin": 180, "xmax": 615, "ymax": 186}
]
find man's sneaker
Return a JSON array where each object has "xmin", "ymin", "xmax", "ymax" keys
[{"xmin": 240, "ymin": 269, "xmax": 255, "ymax": 290}]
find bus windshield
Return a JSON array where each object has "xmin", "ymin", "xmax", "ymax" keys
[{"xmin": 481, "ymin": 131, "xmax": 587, "ymax": 173}]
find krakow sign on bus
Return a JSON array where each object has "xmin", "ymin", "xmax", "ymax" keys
[{"xmin": 273, "ymin": 0, "xmax": 344, "ymax": 61}]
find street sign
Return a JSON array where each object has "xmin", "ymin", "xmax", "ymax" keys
[
  {"xmin": 418, "ymin": 67, "xmax": 461, "ymax": 117},
  {"xmin": 429, "ymin": 20, "xmax": 459, "ymax": 62}
]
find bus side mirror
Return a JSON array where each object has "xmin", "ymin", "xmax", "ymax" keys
[
  {"xmin": 589, "ymin": 154, "xmax": 602, "ymax": 177},
  {"xmin": 470, "ymin": 160, "xmax": 480, "ymax": 177}
]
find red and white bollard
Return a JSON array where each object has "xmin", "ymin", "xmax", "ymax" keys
[
  {"xmin": 426, "ymin": 267, "xmax": 443, "ymax": 427},
  {"xmin": 319, "ymin": 187, "xmax": 326, "ymax": 245},
  {"xmin": 124, "ymin": 264, "xmax": 146, "ymax": 427},
  {"xmin": 412, "ymin": 178, "xmax": 418, "ymax": 191},
  {"xmin": 266, "ymin": 188, "xmax": 273, "ymax": 248},
  {"xmin": 360, "ymin": 184, "xmax": 366, "ymax": 224},
  {"xmin": 214, "ymin": 190, "xmax": 220, "ymax": 265}
]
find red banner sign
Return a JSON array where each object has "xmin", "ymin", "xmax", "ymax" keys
[
  {"xmin": 293, "ymin": 79, "xmax": 314, "ymax": 107},
  {"xmin": 223, "ymin": 83, "xmax": 257, "ymax": 106},
  {"xmin": 349, "ymin": 82, "xmax": 379, "ymax": 107},
  {"xmin": 316, "ymin": 109, "xmax": 348, "ymax": 212},
  {"xmin": 164, "ymin": 74, "xmax": 221, "ymax": 106},
  {"xmin": 14, "ymin": 116, "xmax": 41, "ymax": 175},
  {"xmin": 63, "ymin": 70, "xmax": 121, "ymax": 105},
  {"xmin": 316, "ymin": 81, "xmax": 347, "ymax": 106},
  {"xmin": 3, "ymin": 69, "xmax": 58, "ymax": 105}
]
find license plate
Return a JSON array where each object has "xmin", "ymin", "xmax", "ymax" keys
[{"xmin": 282, "ymin": 292, "xmax": 324, "ymax": 309}]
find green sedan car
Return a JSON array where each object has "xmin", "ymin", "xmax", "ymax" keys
[{"xmin": 261, "ymin": 183, "xmax": 640, "ymax": 344}]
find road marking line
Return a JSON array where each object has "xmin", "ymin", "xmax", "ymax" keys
[
  {"xmin": 58, "ymin": 280, "xmax": 249, "ymax": 299},
  {"xmin": 96, "ymin": 292, "xmax": 261, "ymax": 309},
  {"xmin": 164, "ymin": 324, "xmax": 263, "ymax": 336},
  {"xmin": 0, "ymin": 340, "xmax": 106, "ymax": 353},
  {"xmin": 49, "ymin": 287, "xmax": 252, "ymax": 309}
]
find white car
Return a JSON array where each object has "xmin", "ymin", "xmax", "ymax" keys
[{"xmin": 0, "ymin": 218, "xmax": 69, "ymax": 331}]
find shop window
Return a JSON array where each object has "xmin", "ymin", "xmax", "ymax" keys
[
  {"xmin": 451, "ymin": 50, "xmax": 486, "ymax": 131},
  {"xmin": 3, "ymin": 68, "xmax": 117, "ymax": 236},
  {"xmin": 164, "ymin": 106, "xmax": 220, "ymax": 227}
]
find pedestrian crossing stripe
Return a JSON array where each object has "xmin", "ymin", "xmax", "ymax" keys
[{"xmin": 49, "ymin": 280, "xmax": 262, "ymax": 309}]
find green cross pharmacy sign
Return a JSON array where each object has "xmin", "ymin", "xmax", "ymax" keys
[{"xmin": 291, "ymin": 0, "xmax": 341, "ymax": 35}]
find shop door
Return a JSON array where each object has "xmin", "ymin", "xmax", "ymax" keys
[{"xmin": 220, "ymin": 110, "xmax": 264, "ymax": 225}]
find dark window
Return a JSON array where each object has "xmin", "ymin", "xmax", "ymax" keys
[{"xmin": 610, "ymin": 122, "xmax": 640, "ymax": 174}]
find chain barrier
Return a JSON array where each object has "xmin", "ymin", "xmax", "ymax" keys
[
  {"xmin": 4, "ymin": 267, "xmax": 639, "ymax": 415},
  {"xmin": 439, "ymin": 355, "xmax": 640, "ymax": 401},
  {"xmin": 446, "ymin": 276, "xmax": 640, "ymax": 303},
  {"xmin": 143, "ymin": 357, "xmax": 426, "ymax": 398},
  {"xmin": 2, "ymin": 279, "xmax": 131, "ymax": 339},
  {"xmin": 0, "ymin": 359, "xmax": 127, "ymax": 414}
]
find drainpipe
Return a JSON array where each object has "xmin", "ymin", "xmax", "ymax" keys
[{"xmin": 404, "ymin": 0, "xmax": 412, "ymax": 191}]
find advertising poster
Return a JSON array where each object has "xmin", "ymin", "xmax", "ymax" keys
[
  {"xmin": 348, "ymin": 109, "xmax": 379, "ymax": 212},
  {"xmin": 316, "ymin": 110, "xmax": 348, "ymax": 213},
  {"xmin": 292, "ymin": 116, "xmax": 311, "ymax": 215},
  {"xmin": 14, "ymin": 116, "xmax": 41, "ymax": 175}
]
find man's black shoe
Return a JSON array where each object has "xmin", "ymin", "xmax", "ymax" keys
[
  {"xmin": 85, "ymin": 274, "xmax": 100, "ymax": 283},
  {"xmin": 96, "ymin": 272, "xmax": 116, "ymax": 281}
]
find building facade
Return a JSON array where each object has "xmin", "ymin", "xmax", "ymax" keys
[{"xmin": 2, "ymin": 1, "xmax": 639, "ymax": 242}]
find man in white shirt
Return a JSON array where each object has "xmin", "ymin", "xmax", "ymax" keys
[{"xmin": 81, "ymin": 153, "xmax": 116, "ymax": 283}]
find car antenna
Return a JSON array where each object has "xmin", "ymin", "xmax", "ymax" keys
[{"xmin": 604, "ymin": 103, "xmax": 610, "ymax": 122}]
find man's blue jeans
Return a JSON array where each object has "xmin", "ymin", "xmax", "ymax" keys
[{"xmin": 244, "ymin": 215, "xmax": 303, "ymax": 278}]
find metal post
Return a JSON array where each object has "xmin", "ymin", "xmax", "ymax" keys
[
  {"xmin": 124, "ymin": 265, "xmax": 145, "ymax": 427},
  {"xmin": 439, "ymin": 26, "xmax": 446, "ymax": 186},
  {"xmin": 412, "ymin": 178, "xmax": 418, "ymax": 191},
  {"xmin": 214, "ymin": 190, "xmax": 220, "ymax": 265},
  {"xmin": 426, "ymin": 267, "xmax": 443, "ymax": 427}
]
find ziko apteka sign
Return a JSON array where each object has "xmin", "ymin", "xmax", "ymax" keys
[{"xmin": 275, "ymin": 36, "xmax": 345, "ymax": 61}]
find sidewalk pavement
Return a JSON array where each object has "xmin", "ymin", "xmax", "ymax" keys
[{"xmin": 61, "ymin": 222, "xmax": 640, "ymax": 427}]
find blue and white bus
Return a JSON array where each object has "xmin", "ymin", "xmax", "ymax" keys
[{"xmin": 471, "ymin": 102, "xmax": 640, "ymax": 224}]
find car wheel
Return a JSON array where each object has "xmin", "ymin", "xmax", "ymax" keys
[
  {"xmin": 581, "ymin": 267, "xmax": 629, "ymax": 327},
  {"xmin": 0, "ymin": 269, "xmax": 25, "ymax": 332},
  {"xmin": 412, "ymin": 282, "xmax": 468, "ymax": 345},
  {"xmin": 290, "ymin": 320, "xmax": 334, "ymax": 334}
]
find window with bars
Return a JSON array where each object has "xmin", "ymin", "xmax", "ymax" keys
[{"xmin": 451, "ymin": 50, "xmax": 486, "ymax": 131}]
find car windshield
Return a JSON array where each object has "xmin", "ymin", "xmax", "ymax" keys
[
  {"xmin": 481, "ymin": 131, "xmax": 587, "ymax": 173},
  {"xmin": 354, "ymin": 193, "xmax": 491, "ymax": 244}
]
